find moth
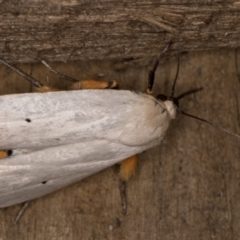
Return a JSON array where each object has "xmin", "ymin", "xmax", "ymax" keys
[
  {"xmin": 0, "ymin": 44, "xmax": 239, "ymax": 209},
  {"xmin": 0, "ymin": 44, "xmax": 173, "ymax": 207}
]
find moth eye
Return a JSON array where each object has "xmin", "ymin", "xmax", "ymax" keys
[
  {"xmin": 157, "ymin": 94, "xmax": 167, "ymax": 101},
  {"xmin": 41, "ymin": 181, "xmax": 48, "ymax": 184},
  {"xmin": 25, "ymin": 118, "xmax": 31, "ymax": 123}
]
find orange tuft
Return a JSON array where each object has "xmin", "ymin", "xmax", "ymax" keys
[
  {"xmin": 119, "ymin": 155, "xmax": 138, "ymax": 181},
  {"xmin": 0, "ymin": 150, "xmax": 8, "ymax": 159}
]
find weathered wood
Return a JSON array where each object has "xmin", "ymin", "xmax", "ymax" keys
[
  {"xmin": 0, "ymin": 49, "xmax": 239, "ymax": 240},
  {"xmin": 0, "ymin": 0, "xmax": 240, "ymax": 63}
]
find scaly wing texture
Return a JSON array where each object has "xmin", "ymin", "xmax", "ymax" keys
[{"xmin": 0, "ymin": 90, "xmax": 173, "ymax": 207}]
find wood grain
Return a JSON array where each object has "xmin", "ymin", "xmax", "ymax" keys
[{"xmin": 0, "ymin": 0, "xmax": 240, "ymax": 63}]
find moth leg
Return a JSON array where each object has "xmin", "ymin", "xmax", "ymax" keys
[
  {"xmin": 34, "ymin": 85, "xmax": 59, "ymax": 93},
  {"xmin": 14, "ymin": 201, "xmax": 30, "ymax": 225},
  {"xmin": 119, "ymin": 155, "xmax": 138, "ymax": 181},
  {"xmin": 69, "ymin": 79, "xmax": 118, "ymax": 90},
  {"xmin": 118, "ymin": 155, "xmax": 138, "ymax": 215},
  {"xmin": 119, "ymin": 179, "xmax": 127, "ymax": 215},
  {"xmin": 146, "ymin": 42, "xmax": 172, "ymax": 95},
  {"xmin": 40, "ymin": 59, "xmax": 118, "ymax": 90},
  {"xmin": 0, "ymin": 58, "xmax": 43, "ymax": 88},
  {"xmin": 0, "ymin": 150, "xmax": 13, "ymax": 159},
  {"xmin": 0, "ymin": 58, "xmax": 57, "ymax": 92}
]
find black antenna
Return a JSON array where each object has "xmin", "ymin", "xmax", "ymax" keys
[
  {"xmin": 178, "ymin": 109, "xmax": 240, "ymax": 140},
  {"xmin": 146, "ymin": 41, "xmax": 172, "ymax": 94},
  {"xmin": 171, "ymin": 47, "xmax": 180, "ymax": 98},
  {"xmin": 176, "ymin": 87, "xmax": 203, "ymax": 100},
  {"xmin": 166, "ymin": 42, "xmax": 240, "ymax": 140}
]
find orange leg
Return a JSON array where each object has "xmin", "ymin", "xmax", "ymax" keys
[
  {"xmin": 34, "ymin": 85, "xmax": 59, "ymax": 92},
  {"xmin": 118, "ymin": 155, "xmax": 138, "ymax": 215},
  {"xmin": 69, "ymin": 79, "xmax": 118, "ymax": 90},
  {"xmin": 34, "ymin": 78, "xmax": 118, "ymax": 93},
  {"xmin": 35, "ymin": 79, "xmax": 118, "ymax": 92},
  {"xmin": 35, "ymin": 80, "xmax": 118, "ymax": 93},
  {"xmin": 40, "ymin": 59, "xmax": 118, "ymax": 90},
  {"xmin": 119, "ymin": 155, "xmax": 138, "ymax": 181},
  {"xmin": 0, "ymin": 58, "xmax": 118, "ymax": 93}
]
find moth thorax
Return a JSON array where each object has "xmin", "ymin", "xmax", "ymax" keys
[{"xmin": 163, "ymin": 100, "xmax": 176, "ymax": 119}]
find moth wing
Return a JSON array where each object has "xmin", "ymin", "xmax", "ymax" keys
[
  {"xmin": 0, "ymin": 90, "xmax": 174, "ymax": 207},
  {"xmin": 0, "ymin": 139, "xmax": 150, "ymax": 208},
  {"xmin": 118, "ymin": 94, "xmax": 172, "ymax": 146},
  {"xmin": 0, "ymin": 90, "xmax": 172, "ymax": 149}
]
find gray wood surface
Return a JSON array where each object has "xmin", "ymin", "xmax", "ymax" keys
[
  {"xmin": 0, "ymin": 0, "xmax": 240, "ymax": 62},
  {"xmin": 0, "ymin": 49, "xmax": 239, "ymax": 240}
]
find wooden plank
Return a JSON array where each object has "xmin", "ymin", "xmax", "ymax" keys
[{"xmin": 0, "ymin": 1, "xmax": 240, "ymax": 62}]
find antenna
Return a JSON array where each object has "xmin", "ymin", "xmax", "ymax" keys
[
  {"xmin": 176, "ymin": 87, "xmax": 203, "ymax": 100},
  {"xmin": 154, "ymin": 41, "xmax": 240, "ymax": 140},
  {"xmin": 171, "ymin": 48, "xmax": 240, "ymax": 140},
  {"xmin": 178, "ymin": 109, "xmax": 240, "ymax": 140},
  {"xmin": 146, "ymin": 41, "xmax": 172, "ymax": 94},
  {"xmin": 171, "ymin": 47, "xmax": 180, "ymax": 98}
]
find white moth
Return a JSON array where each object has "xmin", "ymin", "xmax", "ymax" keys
[
  {"xmin": 0, "ymin": 44, "xmax": 179, "ymax": 208},
  {"xmin": 0, "ymin": 45, "xmax": 238, "ymax": 209},
  {"xmin": 0, "ymin": 90, "xmax": 175, "ymax": 208}
]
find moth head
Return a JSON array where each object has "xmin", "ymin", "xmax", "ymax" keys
[
  {"xmin": 157, "ymin": 94, "xmax": 179, "ymax": 108},
  {"xmin": 156, "ymin": 94, "xmax": 178, "ymax": 119},
  {"xmin": 148, "ymin": 43, "xmax": 240, "ymax": 139}
]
